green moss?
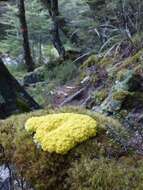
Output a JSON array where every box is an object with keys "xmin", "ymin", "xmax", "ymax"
[
  {"xmin": 91, "ymin": 74, "xmax": 99, "ymax": 83},
  {"xmin": 0, "ymin": 107, "xmax": 123, "ymax": 190},
  {"xmin": 81, "ymin": 55, "xmax": 113, "ymax": 70},
  {"xmin": 116, "ymin": 69, "xmax": 129, "ymax": 81},
  {"xmin": 121, "ymin": 49, "xmax": 143, "ymax": 69},
  {"xmin": 67, "ymin": 156, "xmax": 143, "ymax": 190},
  {"xmin": 134, "ymin": 64, "xmax": 143, "ymax": 75},
  {"xmin": 112, "ymin": 90, "xmax": 132, "ymax": 101},
  {"xmin": 3, "ymin": 107, "xmax": 143, "ymax": 190},
  {"xmin": 109, "ymin": 49, "xmax": 143, "ymax": 79},
  {"xmin": 132, "ymin": 32, "xmax": 143, "ymax": 49},
  {"xmin": 99, "ymin": 56, "xmax": 115, "ymax": 67},
  {"xmin": 92, "ymin": 89, "xmax": 108, "ymax": 104},
  {"xmin": 129, "ymin": 51, "xmax": 141, "ymax": 63},
  {"xmin": 81, "ymin": 55, "xmax": 100, "ymax": 69}
]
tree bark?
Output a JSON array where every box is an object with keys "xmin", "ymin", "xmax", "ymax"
[
  {"xmin": 50, "ymin": 0, "xmax": 66, "ymax": 57},
  {"xmin": 0, "ymin": 58, "xmax": 40, "ymax": 119},
  {"xmin": 41, "ymin": 0, "xmax": 66, "ymax": 57},
  {"xmin": 41, "ymin": 0, "xmax": 79, "ymax": 45},
  {"xmin": 51, "ymin": 19, "xmax": 66, "ymax": 57},
  {"xmin": 17, "ymin": 0, "xmax": 35, "ymax": 72}
]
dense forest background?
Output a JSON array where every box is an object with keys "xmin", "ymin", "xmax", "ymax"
[{"xmin": 1, "ymin": 0, "xmax": 143, "ymax": 189}]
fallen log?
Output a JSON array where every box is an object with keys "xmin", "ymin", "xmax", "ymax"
[
  {"xmin": 60, "ymin": 87, "xmax": 86, "ymax": 107},
  {"xmin": 0, "ymin": 58, "xmax": 40, "ymax": 119}
]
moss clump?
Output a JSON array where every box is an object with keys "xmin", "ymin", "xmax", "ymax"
[
  {"xmin": 25, "ymin": 113, "xmax": 97, "ymax": 154},
  {"xmin": 119, "ymin": 49, "xmax": 143, "ymax": 70},
  {"xmin": 99, "ymin": 56, "xmax": 115, "ymax": 67},
  {"xmin": 134, "ymin": 65, "xmax": 143, "ymax": 75},
  {"xmin": 125, "ymin": 50, "xmax": 143, "ymax": 65},
  {"xmin": 0, "ymin": 107, "xmax": 130, "ymax": 190},
  {"xmin": 67, "ymin": 156, "xmax": 143, "ymax": 190},
  {"xmin": 81, "ymin": 55, "xmax": 100, "ymax": 69},
  {"xmin": 116, "ymin": 69, "xmax": 129, "ymax": 81},
  {"xmin": 112, "ymin": 90, "xmax": 132, "ymax": 101},
  {"xmin": 81, "ymin": 55, "xmax": 113, "ymax": 70},
  {"xmin": 92, "ymin": 89, "xmax": 108, "ymax": 104},
  {"xmin": 109, "ymin": 50, "xmax": 143, "ymax": 79}
]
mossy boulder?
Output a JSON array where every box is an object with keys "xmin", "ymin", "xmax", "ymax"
[
  {"xmin": 93, "ymin": 70, "xmax": 143, "ymax": 113},
  {"xmin": 0, "ymin": 107, "xmax": 124, "ymax": 190}
]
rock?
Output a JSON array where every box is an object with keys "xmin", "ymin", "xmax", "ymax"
[
  {"xmin": 1, "ymin": 53, "xmax": 26, "ymax": 68},
  {"xmin": 93, "ymin": 70, "xmax": 143, "ymax": 114},
  {"xmin": 0, "ymin": 166, "xmax": 9, "ymax": 182},
  {"xmin": 2, "ymin": 55, "xmax": 19, "ymax": 66},
  {"xmin": 0, "ymin": 165, "xmax": 33, "ymax": 190}
]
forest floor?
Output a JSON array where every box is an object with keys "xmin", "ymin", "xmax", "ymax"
[{"xmin": 2, "ymin": 47, "xmax": 143, "ymax": 189}]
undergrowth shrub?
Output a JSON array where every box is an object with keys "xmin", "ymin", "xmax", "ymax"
[{"xmin": 44, "ymin": 61, "xmax": 78, "ymax": 85}]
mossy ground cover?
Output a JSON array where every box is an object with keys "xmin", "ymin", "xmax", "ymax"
[{"xmin": 0, "ymin": 107, "xmax": 143, "ymax": 190}]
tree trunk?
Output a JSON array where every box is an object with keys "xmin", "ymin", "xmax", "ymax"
[
  {"xmin": 41, "ymin": 0, "xmax": 66, "ymax": 57},
  {"xmin": 51, "ymin": 19, "xmax": 66, "ymax": 57},
  {"xmin": 0, "ymin": 58, "xmax": 40, "ymax": 119},
  {"xmin": 41, "ymin": 0, "xmax": 79, "ymax": 45},
  {"xmin": 52, "ymin": 0, "xmax": 79, "ymax": 45},
  {"xmin": 51, "ymin": 0, "xmax": 65, "ymax": 57},
  {"xmin": 17, "ymin": 0, "xmax": 35, "ymax": 72}
]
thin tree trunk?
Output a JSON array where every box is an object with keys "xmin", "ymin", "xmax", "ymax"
[
  {"xmin": 51, "ymin": 19, "xmax": 66, "ymax": 57},
  {"xmin": 38, "ymin": 35, "xmax": 42, "ymax": 64},
  {"xmin": 51, "ymin": 0, "xmax": 65, "ymax": 57},
  {"xmin": 0, "ymin": 58, "xmax": 40, "ymax": 119},
  {"xmin": 41, "ymin": 0, "xmax": 65, "ymax": 57},
  {"xmin": 42, "ymin": 0, "xmax": 79, "ymax": 45},
  {"xmin": 18, "ymin": 0, "xmax": 35, "ymax": 72}
]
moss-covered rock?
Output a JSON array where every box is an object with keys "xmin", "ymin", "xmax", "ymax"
[
  {"xmin": 0, "ymin": 107, "xmax": 124, "ymax": 190},
  {"xmin": 93, "ymin": 70, "xmax": 143, "ymax": 113}
]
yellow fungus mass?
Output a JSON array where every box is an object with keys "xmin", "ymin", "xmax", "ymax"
[{"xmin": 25, "ymin": 113, "xmax": 97, "ymax": 154}]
